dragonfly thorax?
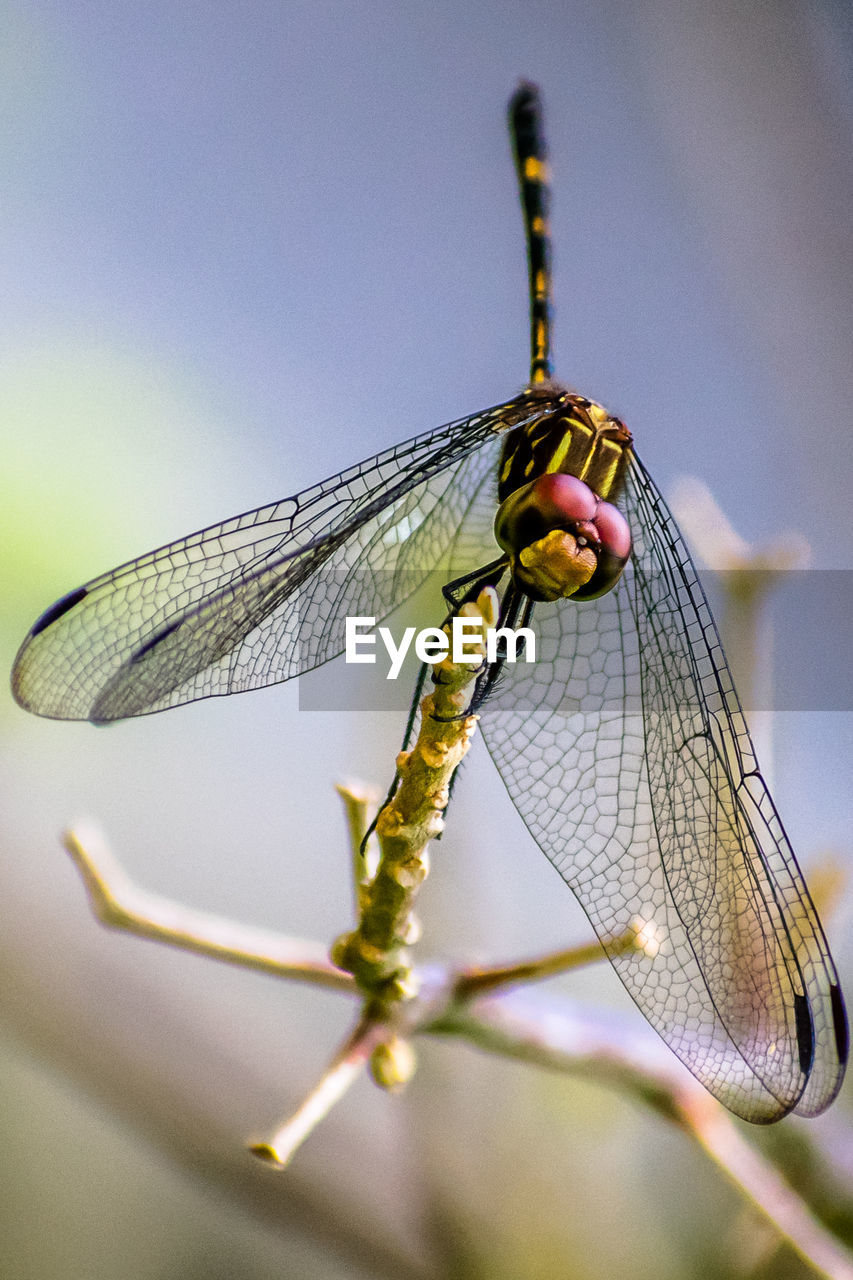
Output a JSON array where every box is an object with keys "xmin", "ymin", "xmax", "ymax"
[
  {"xmin": 496, "ymin": 395, "xmax": 632, "ymax": 504},
  {"xmin": 494, "ymin": 398, "xmax": 633, "ymax": 601}
]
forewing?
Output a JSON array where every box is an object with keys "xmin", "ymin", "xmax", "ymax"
[
  {"xmin": 12, "ymin": 399, "xmax": 521, "ymax": 722},
  {"xmin": 481, "ymin": 454, "xmax": 847, "ymax": 1121}
]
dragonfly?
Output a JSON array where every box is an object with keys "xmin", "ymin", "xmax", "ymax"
[{"xmin": 12, "ymin": 84, "xmax": 847, "ymax": 1125}]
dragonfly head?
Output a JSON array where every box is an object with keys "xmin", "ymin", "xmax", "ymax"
[{"xmin": 494, "ymin": 472, "xmax": 631, "ymax": 602}]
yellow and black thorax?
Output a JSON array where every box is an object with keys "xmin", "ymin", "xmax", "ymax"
[{"xmin": 497, "ymin": 393, "xmax": 633, "ymax": 504}]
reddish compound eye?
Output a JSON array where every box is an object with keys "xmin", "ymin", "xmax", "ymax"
[
  {"xmin": 495, "ymin": 473, "xmax": 632, "ymax": 600},
  {"xmin": 589, "ymin": 500, "xmax": 632, "ymax": 560},
  {"xmin": 494, "ymin": 473, "xmax": 596, "ymax": 553},
  {"xmin": 573, "ymin": 496, "xmax": 632, "ymax": 600}
]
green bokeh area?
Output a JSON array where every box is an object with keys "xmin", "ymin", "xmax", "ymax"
[{"xmin": 2, "ymin": 345, "xmax": 219, "ymax": 637}]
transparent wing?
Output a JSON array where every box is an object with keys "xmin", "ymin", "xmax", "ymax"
[
  {"xmin": 480, "ymin": 453, "xmax": 847, "ymax": 1122},
  {"xmin": 12, "ymin": 398, "xmax": 534, "ymax": 722}
]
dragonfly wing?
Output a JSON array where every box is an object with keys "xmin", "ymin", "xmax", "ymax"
[
  {"xmin": 480, "ymin": 455, "xmax": 847, "ymax": 1121},
  {"xmin": 626, "ymin": 455, "xmax": 847, "ymax": 1116},
  {"xmin": 12, "ymin": 399, "xmax": 525, "ymax": 722}
]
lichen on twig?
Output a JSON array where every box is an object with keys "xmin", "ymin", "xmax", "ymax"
[{"xmin": 331, "ymin": 587, "xmax": 499, "ymax": 1003}]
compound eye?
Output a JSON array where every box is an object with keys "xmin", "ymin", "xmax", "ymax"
[
  {"xmin": 571, "ymin": 499, "xmax": 631, "ymax": 600},
  {"xmin": 495, "ymin": 473, "xmax": 597, "ymax": 556}
]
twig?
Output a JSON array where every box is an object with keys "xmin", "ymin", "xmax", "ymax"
[
  {"xmin": 688, "ymin": 1104, "xmax": 853, "ymax": 1280},
  {"xmin": 335, "ymin": 781, "xmax": 381, "ymax": 912},
  {"xmin": 454, "ymin": 916, "xmax": 660, "ymax": 998},
  {"xmin": 252, "ymin": 588, "xmax": 502, "ymax": 1167},
  {"xmin": 53, "ymin": 632, "xmax": 853, "ymax": 1276},
  {"xmin": 58, "ymin": 805, "xmax": 853, "ymax": 1276},
  {"xmin": 431, "ymin": 992, "xmax": 853, "ymax": 1280},
  {"xmin": 250, "ymin": 1012, "xmax": 387, "ymax": 1167},
  {"xmin": 332, "ymin": 589, "xmax": 499, "ymax": 1000},
  {"xmin": 63, "ymin": 824, "xmax": 355, "ymax": 993}
]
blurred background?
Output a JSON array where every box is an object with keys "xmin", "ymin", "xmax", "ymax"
[{"xmin": 2, "ymin": 1, "xmax": 853, "ymax": 1276}]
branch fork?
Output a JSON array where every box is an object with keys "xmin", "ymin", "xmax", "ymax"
[{"xmin": 52, "ymin": 584, "xmax": 853, "ymax": 1277}]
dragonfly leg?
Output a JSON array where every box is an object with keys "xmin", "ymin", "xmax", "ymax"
[
  {"xmin": 467, "ymin": 588, "xmax": 533, "ymax": 713},
  {"xmin": 437, "ymin": 589, "xmax": 532, "ymax": 827},
  {"xmin": 359, "ymin": 660, "xmax": 432, "ymax": 859},
  {"xmin": 432, "ymin": 583, "xmax": 531, "ymax": 722},
  {"xmin": 433, "ymin": 556, "xmax": 509, "ymax": 701},
  {"xmin": 441, "ymin": 556, "xmax": 509, "ymax": 616},
  {"xmin": 470, "ymin": 591, "xmax": 533, "ymax": 711}
]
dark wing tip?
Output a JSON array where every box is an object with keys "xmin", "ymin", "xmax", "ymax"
[
  {"xmin": 831, "ymin": 983, "xmax": 849, "ymax": 1066},
  {"xmin": 794, "ymin": 992, "xmax": 816, "ymax": 1077},
  {"xmin": 29, "ymin": 585, "xmax": 88, "ymax": 637},
  {"xmin": 11, "ymin": 586, "xmax": 90, "ymax": 715}
]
